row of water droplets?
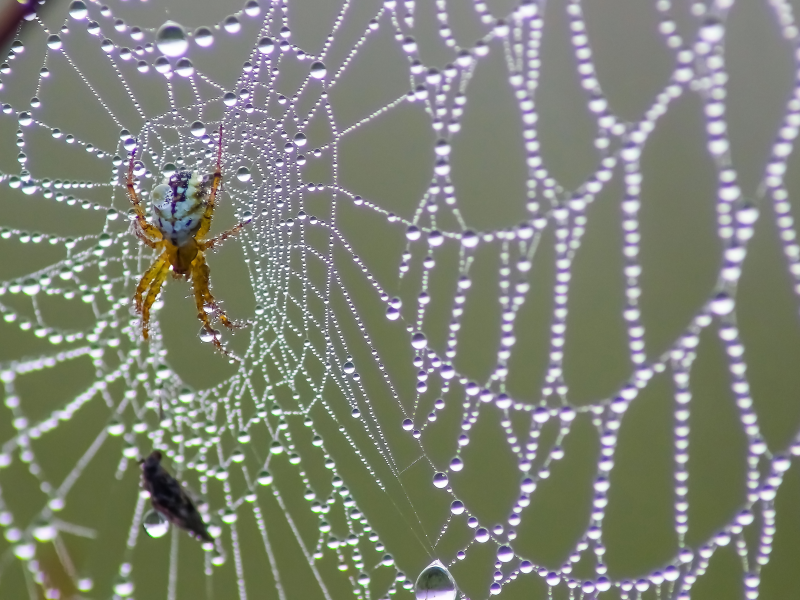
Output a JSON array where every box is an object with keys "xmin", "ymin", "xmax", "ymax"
[{"xmin": 0, "ymin": 0, "xmax": 461, "ymax": 598}]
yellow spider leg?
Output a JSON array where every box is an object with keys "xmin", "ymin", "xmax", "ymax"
[
  {"xmin": 195, "ymin": 124, "xmax": 224, "ymax": 241},
  {"xmin": 140, "ymin": 257, "xmax": 170, "ymax": 340},
  {"xmin": 199, "ymin": 219, "xmax": 249, "ymax": 252},
  {"xmin": 126, "ymin": 146, "xmax": 163, "ymax": 247},
  {"xmin": 190, "ymin": 252, "xmax": 240, "ymax": 358},
  {"xmin": 193, "ymin": 251, "xmax": 244, "ymax": 330},
  {"xmin": 135, "ymin": 252, "xmax": 167, "ymax": 315}
]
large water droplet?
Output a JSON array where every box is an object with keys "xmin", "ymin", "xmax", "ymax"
[
  {"xmin": 411, "ymin": 332, "xmax": 427, "ymax": 349},
  {"xmin": 113, "ymin": 577, "xmax": 134, "ymax": 597},
  {"xmin": 244, "ymin": 0, "xmax": 261, "ymax": 16},
  {"xmin": 143, "ymin": 509, "xmax": 169, "ymax": 538},
  {"xmin": 223, "ymin": 92, "xmax": 237, "ymax": 107},
  {"xmin": 46, "ymin": 35, "xmax": 62, "ymax": 50},
  {"xmin": 236, "ymin": 166, "xmax": 251, "ymax": 182},
  {"xmin": 710, "ymin": 292, "xmax": 734, "ymax": 315},
  {"xmin": 432, "ymin": 472, "xmax": 448, "ymax": 488},
  {"xmin": 33, "ymin": 520, "xmax": 57, "ymax": 541},
  {"xmin": 497, "ymin": 545, "xmax": 514, "ymax": 562},
  {"xmin": 258, "ymin": 37, "xmax": 275, "ymax": 54},
  {"xmin": 461, "ymin": 230, "xmax": 478, "ymax": 248},
  {"xmin": 415, "ymin": 561, "xmax": 456, "ymax": 600},
  {"xmin": 310, "ymin": 61, "xmax": 327, "ymax": 80},
  {"xmin": 69, "ymin": 0, "xmax": 88, "ymax": 19},
  {"xmin": 155, "ymin": 21, "xmax": 188, "ymax": 57},
  {"xmin": 199, "ymin": 327, "xmax": 220, "ymax": 343},
  {"xmin": 699, "ymin": 17, "xmax": 724, "ymax": 43},
  {"xmin": 175, "ymin": 58, "xmax": 194, "ymax": 77},
  {"xmin": 194, "ymin": 27, "xmax": 214, "ymax": 47},
  {"xmin": 190, "ymin": 121, "xmax": 206, "ymax": 137},
  {"xmin": 223, "ymin": 15, "xmax": 241, "ymax": 34}
]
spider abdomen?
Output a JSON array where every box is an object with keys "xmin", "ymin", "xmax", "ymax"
[{"xmin": 151, "ymin": 170, "xmax": 208, "ymax": 247}]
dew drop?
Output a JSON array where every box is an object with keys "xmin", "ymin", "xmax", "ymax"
[
  {"xmin": 154, "ymin": 56, "xmax": 171, "ymax": 74},
  {"xmin": 257, "ymin": 470, "xmax": 273, "ymax": 485},
  {"xmin": 113, "ymin": 577, "xmax": 134, "ymax": 597},
  {"xmin": 310, "ymin": 61, "xmax": 327, "ymax": 80},
  {"xmin": 411, "ymin": 332, "xmax": 427, "ymax": 349},
  {"xmin": 22, "ymin": 278, "xmax": 40, "ymax": 295},
  {"xmin": 258, "ymin": 37, "xmax": 275, "ymax": 54},
  {"xmin": 223, "ymin": 92, "xmax": 237, "ymax": 107},
  {"xmin": 432, "ymin": 472, "xmax": 448, "ymax": 488},
  {"xmin": 190, "ymin": 121, "xmax": 206, "ymax": 137},
  {"xmin": 14, "ymin": 543, "xmax": 35, "ymax": 560},
  {"xmin": 199, "ymin": 327, "xmax": 220, "ymax": 343},
  {"xmin": 175, "ymin": 58, "xmax": 194, "ymax": 77},
  {"xmin": 194, "ymin": 27, "xmax": 214, "ymax": 47},
  {"xmin": 236, "ymin": 166, "xmax": 251, "ymax": 182},
  {"xmin": 699, "ymin": 17, "xmax": 724, "ymax": 43},
  {"xmin": 156, "ymin": 21, "xmax": 188, "ymax": 57},
  {"xmin": 449, "ymin": 457, "xmax": 463, "ymax": 471},
  {"xmin": 415, "ymin": 560, "xmax": 457, "ymax": 600},
  {"xmin": 142, "ymin": 510, "xmax": 169, "ymax": 538},
  {"xmin": 386, "ymin": 306, "xmax": 400, "ymax": 320},
  {"xmin": 18, "ymin": 112, "xmax": 32, "ymax": 127},
  {"xmin": 244, "ymin": 0, "xmax": 261, "ymax": 16},
  {"xmin": 435, "ymin": 139, "xmax": 451, "ymax": 156},
  {"xmin": 461, "ymin": 230, "xmax": 478, "ymax": 248},
  {"xmin": 710, "ymin": 291, "xmax": 734, "ymax": 315},
  {"xmin": 21, "ymin": 180, "xmax": 38, "ymax": 195},
  {"xmin": 46, "ymin": 35, "xmax": 62, "ymax": 50},
  {"xmin": 223, "ymin": 15, "xmax": 241, "ymax": 34},
  {"xmin": 68, "ymin": 0, "xmax": 88, "ymax": 20},
  {"xmin": 33, "ymin": 520, "xmax": 57, "ymax": 541},
  {"xmin": 294, "ymin": 132, "xmax": 307, "ymax": 147},
  {"xmin": 497, "ymin": 545, "xmax": 514, "ymax": 562}
]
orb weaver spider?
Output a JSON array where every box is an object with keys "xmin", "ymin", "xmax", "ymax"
[{"xmin": 126, "ymin": 125, "xmax": 250, "ymax": 358}]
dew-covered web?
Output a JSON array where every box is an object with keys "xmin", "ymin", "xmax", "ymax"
[{"xmin": 1, "ymin": 0, "xmax": 800, "ymax": 598}]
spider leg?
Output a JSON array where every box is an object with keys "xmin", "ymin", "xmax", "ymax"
[
  {"xmin": 199, "ymin": 217, "xmax": 250, "ymax": 252},
  {"xmin": 140, "ymin": 257, "xmax": 170, "ymax": 340},
  {"xmin": 195, "ymin": 124, "xmax": 224, "ymax": 241},
  {"xmin": 126, "ymin": 144, "xmax": 163, "ymax": 247},
  {"xmin": 135, "ymin": 253, "xmax": 168, "ymax": 316},
  {"xmin": 190, "ymin": 251, "xmax": 242, "ymax": 359}
]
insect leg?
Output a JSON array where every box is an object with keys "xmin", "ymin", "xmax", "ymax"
[{"xmin": 140, "ymin": 257, "xmax": 169, "ymax": 340}]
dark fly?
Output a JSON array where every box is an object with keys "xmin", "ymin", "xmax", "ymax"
[{"xmin": 139, "ymin": 450, "xmax": 212, "ymax": 543}]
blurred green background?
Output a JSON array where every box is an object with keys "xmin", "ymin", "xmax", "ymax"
[{"xmin": 0, "ymin": 0, "xmax": 799, "ymax": 598}]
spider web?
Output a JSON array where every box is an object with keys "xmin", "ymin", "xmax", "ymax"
[{"xmin": 1, "ymin": 0, "xmax": 800, "ymax": 598}]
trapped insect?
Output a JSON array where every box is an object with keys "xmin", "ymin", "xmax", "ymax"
[
  {"xmin": 139, "ymin": 450, "xmax": 212, "ymax": 543},
  {"xmin": 126, "ymin": 124, "xmax": 251, "ymax": 358}
]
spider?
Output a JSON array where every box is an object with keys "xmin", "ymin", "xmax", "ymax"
[{"xmin": 126, "ymin": 125, "xmax": 249, "ymax": 358}]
